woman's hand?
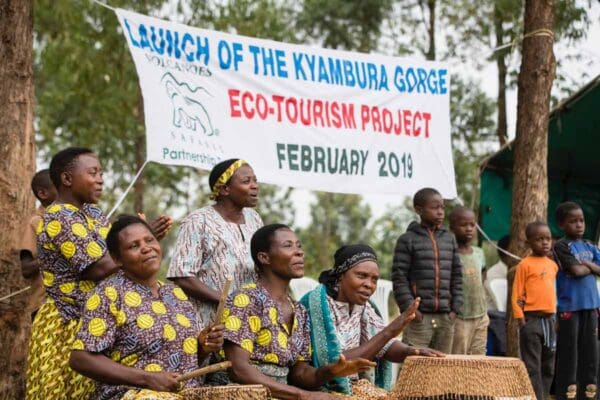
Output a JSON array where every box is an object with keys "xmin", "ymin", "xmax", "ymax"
[
  {"xmin": 389, "ymin": 297, "xmax": 421, "ymax": 335},
  {"xmin": 140, "ymin": 214, "xmax": 174, "ymax": 241},
  {"xmin": 144, "ymin": 371, "xmax": 180, "ymax": 392},
  {"xmin": 328, "ymin": 354, "xmax": 376, "ymax": 378},
  {"xmin": 410, "ymin": 347, "xmax": 444, "ymax": 358},
  {"xmin": 198, "ymin": 324, "xmax": 225, "ymax": 354}
]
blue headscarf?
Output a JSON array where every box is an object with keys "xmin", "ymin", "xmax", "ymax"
[{"xmin": 300, "ymin": 244, "xmax": 392, "ymax": 395}]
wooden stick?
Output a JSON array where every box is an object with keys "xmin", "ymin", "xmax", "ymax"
[
  {"xmin": 177, "ymin": 361, "xmax": 232, "ymax": 382},
  {"xmin": 214, "ymin": 276, "xmax": 232, "ymax": 324}
]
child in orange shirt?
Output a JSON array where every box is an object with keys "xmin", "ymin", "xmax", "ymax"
[{"xmin": 512, "ymin": 221, "xmax": 558, "ymax": 400}]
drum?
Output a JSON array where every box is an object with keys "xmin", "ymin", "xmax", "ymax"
[
  {"xmin": 351, "ymin": 379, "xmax": 391, "ymax": 400},
  {"xmin": 180, "ymin": 384, "xmax": 270, "ymax": 400},
  {"xmin": 391, "ymin": 355, "xmax": 535, "ymax": 400}
]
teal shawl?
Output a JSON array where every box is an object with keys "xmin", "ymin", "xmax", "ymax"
[{"xmin": 299, "ymin": 284, "xmax": 393, "ymax": 395}]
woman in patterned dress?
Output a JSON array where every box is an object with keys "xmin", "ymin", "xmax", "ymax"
[
  {"xmin": 26, "ymin": 147, "xmax": 172, "ymax": 400},
  {"xmin": 300, "ymin": 245, "xmax": 443, "ymax": 396},
  {"xmin": 26, "ymin": 147, "xmax": 118, "ymax": 399},
  {"xmin": 167, "ymin": 158, "xmax": 263, "ymax": 329},
  {"xmin": 223, "ymin": 224, "xmax": 376, "ymax": 400},
  {"xmin": 70, "ymin": 215, "xmax": 225, "ymax": 400}
]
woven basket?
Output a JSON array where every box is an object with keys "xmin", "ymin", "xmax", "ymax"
[
  {"xmin": 351, "ymin": 379, "xmax": 390, "ymax": 400},
  {"xmin": 180, "ymin": 384, "xmax": 270, "ymax": 400},
  {"xmin": 391, "ymin": 355, "xmax": 535, "ymax": 400}
]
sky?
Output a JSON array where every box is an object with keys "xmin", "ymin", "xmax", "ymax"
[{"xmin": 290, "ymin": 4, "xmax": 600, "ymax": 227}]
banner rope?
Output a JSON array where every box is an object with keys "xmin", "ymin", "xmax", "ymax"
[
  {"xmin": 427, "ymin": 139, "xmax": 522, "ymax": 262},
  {"xmin": 108, "ymin": 159, "xmax": 149, "ymax": 218},
  {"xmin": 90, "ymin": 0, "xmax": 116, "ymax": 12},
  {"xmin": 0, "ymin": 286, "xmax": 32, "ymax": 302},
  {"xmin": 492, "ymin": 28, "xmax": 554, "ymax": 55}
]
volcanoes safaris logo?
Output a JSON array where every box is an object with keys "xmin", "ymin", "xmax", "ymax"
[{"xmin": 161, "ymin": 72, "xmax": 219, "ymax": 137}]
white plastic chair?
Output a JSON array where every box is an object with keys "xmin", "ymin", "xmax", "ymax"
[
  {"xmin": 489, "ymin": 278, "xmax": 507, "ymax": 313},
  {"xmin": 289, "ymin": 276, "xmax": 319, "ymax": 301},
  {"xmin": 371, "ymin": 279, "xmax": 394, "ymax": 324},
  {"xmin": 370, "ymin": 279, "xmax": 400, "ymax": 383}
]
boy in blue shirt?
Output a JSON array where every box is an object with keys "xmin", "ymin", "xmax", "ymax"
[{"xmin": 553, "ymin": 201, "xmax": 600, "ymax": 400}]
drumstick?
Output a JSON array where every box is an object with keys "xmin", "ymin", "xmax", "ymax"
[
  {"xmin": 176, "ymin": 361, "xmax": 232, "ymax": 382},
  {"xmin": 214, "ymin": 276, "xmax": 232, "ymax": 324}
]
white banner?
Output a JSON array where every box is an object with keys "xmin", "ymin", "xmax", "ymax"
[{"xmin": 116, "ymin": 9, "xmax": 456, "ymax": 197}]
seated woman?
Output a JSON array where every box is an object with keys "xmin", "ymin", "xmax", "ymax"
[
  {"xmin": 223, "ymin": 224, "xmax": 376, "ymax": 400},
  {"xmin": 300, "ymin": 244, "xmax": 443, "ymax": 395},
  {"xmin": 70, "ymin": 215, "xmax": 224, "ymax": 400}
]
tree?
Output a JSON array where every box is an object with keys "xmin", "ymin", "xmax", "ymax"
[
  {"xmin": 370, "ymin": 200, "xmax": 414, "ymax": 279},
  {"xmin": 450, "ymin": 76, "xmax": 496, "ymax": 208},
  {"xmin": 506, "ymin": 0, "xmax": 556, "ymax": 357},
  {"xmin": 441, "ymin": 0, "xmax": 589, "ymax": 147},
  {"xmin": 256, "ymin": 185, "xmax": 296, "ymax": 226},
  {"xmin": 297, "ymin": 0, "xmax": 393, "ymax": 52},
  {"xmin": 34, "ymin": 0, "xmax": 188, "ymax": 215},
  {"xmin": 0, "ymin": 0, "xmax": 36, "ymax": 397},
  {"xmin": 192, "ymin": 0, "xmax": 298, "ymax": 43},
  {"xmin": 298, "ymin": 193, "xmax": 373, "ymax": 277},
  {"xmin": 294, "ymin": 0, "xmax": 394, "ymax": 275},
  {"xmin": 388, "ymin": 0, "xmax": 438, "ymax": 59}
]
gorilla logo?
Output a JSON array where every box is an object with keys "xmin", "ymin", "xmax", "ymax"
[{"xmin": 161, "ymin": 72, "xmax": 217, "ymax": 136}]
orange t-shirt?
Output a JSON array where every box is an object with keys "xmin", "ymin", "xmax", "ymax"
[{"xmin": 511, "ymin": 255, "xmax": 558, "ymax": 319}]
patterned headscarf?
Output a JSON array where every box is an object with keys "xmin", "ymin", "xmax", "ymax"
[
  {"xmin": 319, "ymin": 244, "xmax": 378, "ymax": 297},
  {"xmin": 209, "ymin": 158, "xmax": 248, "ymax": 200}
]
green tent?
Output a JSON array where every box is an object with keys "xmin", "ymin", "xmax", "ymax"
[{"xmin": 479, "ymin": 75, "xmax": 600, "ymax": 241}]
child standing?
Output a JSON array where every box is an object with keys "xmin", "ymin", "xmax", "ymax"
[
  {"xmin": 512, "ymin": 222, "xmax": 558, "ymax": 400},
  {"xmin": 553, "ymin": 202, "xmax": 600, "ymax": 400},
  {"xmin": 449, "ymin": 206, "xmax": 488, "ymax": 355},
  {"xmin": 392, "ymin": 188, "xmax": 463, "ymax": 353},
  {"xmin": 19, "ymin": 169, "xmax": 57, "ymax": 319}
]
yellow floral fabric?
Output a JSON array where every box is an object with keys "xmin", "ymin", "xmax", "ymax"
[
  {"xmin": 223, "ymin": 284, "xmax": 312, "ymax": 368},
  {"xmin": 36, "ymin": 202, "xmax": 110, "ymax": 321},
  {"xmin": 74, "ymin": 271, "xmax": 202, "ymax": 400},
  {"xmin": 26, "ymin": 300, "xmax": 95, "ymax": 400}
]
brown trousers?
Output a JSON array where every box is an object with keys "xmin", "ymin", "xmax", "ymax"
[
  {"xmin": 452, "ymin": 314, "xmax": 489, "ymax": 355},
  {"xmin": 402, "ymin": 312, "xmax": 456, "ymax": 353}
]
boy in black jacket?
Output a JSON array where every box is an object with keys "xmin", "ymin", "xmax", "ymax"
[{"xmin": 392, "ymin": 188, "xmax": 463, "ymax": 353}]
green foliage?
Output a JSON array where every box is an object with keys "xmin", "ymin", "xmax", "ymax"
[
  {"xmin": 297, "ymin": 193, "xmax": 373, "ymax": 277},
  {"xmin": 369, "ymin": 200, "xmax": 415, "ymax": 279},
  {"xmin": 297, "ymin": 0, "xmax": 393, "ymax": 51},
  {"xmin": 450, "ymin": 76, "xmax": 496, "ymax": 208},
  {"xmin": 187, "ymin": 0, "xmax": 298, "ymax": 42},
  {"xmin": 34, "ymin": 0, "xmax": 190, "ymax": 214},
  {"xmin": 388, "ymin": 0, "xmax": 440, "ymax": 58},
  {"xmin": 256, "ymin": 185, "xmax": 295, "ymax": 226},
  {"xmin": 441, "ymin": 0, "xmax": 522, "ymax": 66}
]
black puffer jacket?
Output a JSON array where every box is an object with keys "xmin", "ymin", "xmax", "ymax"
[{"xmin": 392, "ymin": 221, "xmax": 463, "ymax": 314}]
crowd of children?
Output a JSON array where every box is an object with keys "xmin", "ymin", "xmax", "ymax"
[
  {"xmin": 391, "ymin": 187, "xmax": 600, "ymax": 400},
  {"xmin": 17, "ymin": 151, "xmax": 600, "ymax": 400}
]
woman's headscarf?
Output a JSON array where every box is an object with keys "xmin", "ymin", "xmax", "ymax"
[
  {"xmin": 209, "ymin": 158, "xmax": 248, "ymax": 200},
  {"xmin": 301, "ymin": 244, "xmax": 391, "ymax": 394},
  {"xmin": 318, "ymin": 244, "xmax": 377, "ymax": 298}
]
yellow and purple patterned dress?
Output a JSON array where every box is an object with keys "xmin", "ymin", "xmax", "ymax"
[
  {"xmin": 26, "ymin": 203, "xmax": 110, "ymax": 400},
  {"xmin": 222, "ymin": 283, "xmax": 312, "ymax": 383},
  {"xmin": 74, "ymin": 270, "xmax": 202, "ymax": 400}
]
